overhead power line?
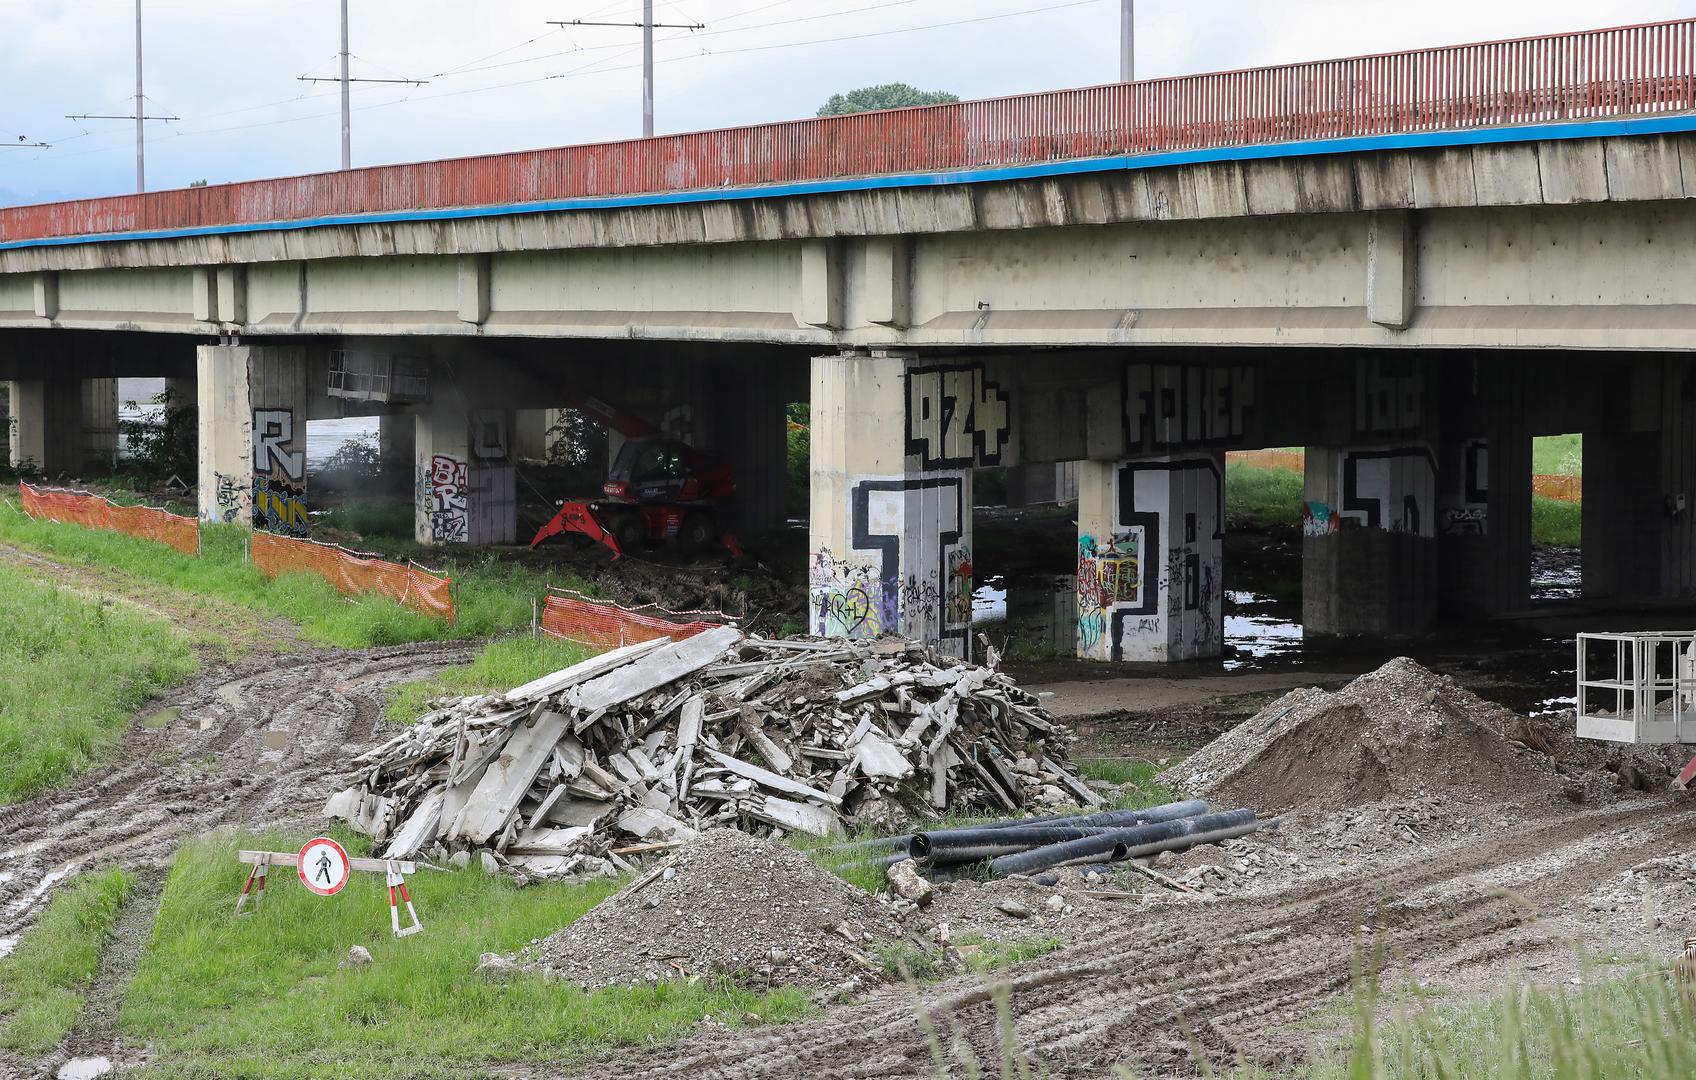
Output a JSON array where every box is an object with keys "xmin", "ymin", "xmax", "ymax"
[{"xmin": 549, "ymin": 4, "xmax": 707, "ymax": 137}]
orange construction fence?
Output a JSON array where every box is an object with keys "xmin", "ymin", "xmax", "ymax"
[
  {"xmin": 19, "ymin": 482, "xmax": 200, "ymax": 555},
  {"xmin": 540, "ymin": 588, "xmax": 734, "ymax": 650},
  {"xmin": 250, "ymin": 530, "xmax": 455, "ymax": 624},
  {"xmin": 1533, "ymin": 475, "xmax": 1583, "ymax": 503}
]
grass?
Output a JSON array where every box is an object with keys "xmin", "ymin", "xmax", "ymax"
[
  {"xmin": 1533, "ymin": 433, "xmax": 1583, "ymax": 477},
  {"xmin": 0, "ymin": 869, "xmax": 136, "ymax": 1054},
  {"xmin": 0, "ymin": 563, "xmax": 196, "ymax": 804},
  {"xmin": 0, "ymin": 509, "xmax": 566, "ymax": 649},
  {"xmin": 314, "ymin": 499, "xmax": 416, "ymax": 540},
  {"xmin": 1226, "ymin": 461, "xmax": 1305, "ymax": 532},
  {"xmin": 1532, "ymin": 494, "xmax": 1582, "ymax": 548},
  {"xmin": 1077, "ymin": 758, "xmax": 1178, "ymax": 811},
  {"xmin": 956, "ymin": 933, "xmax": 1063, "ymax": 974},
  {"xmin": 384, "ymin": 634, "xmax": 596, "ymax": 725},
  {"xmin": 119, "ymin": 831, "xmax": 809, "ymax": 1079}
]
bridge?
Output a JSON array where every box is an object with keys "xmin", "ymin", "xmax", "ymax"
[{"xmin": 3, "ymin": 18, "xmax": 1695, "ymax": 660}]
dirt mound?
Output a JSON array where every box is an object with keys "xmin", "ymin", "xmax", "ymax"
[
  {"xmin": 1163, "ymin": 657, "xmax": 1555, "ymax": 811},
  {"xmin": 528, "ymin": 829, "xmax": 932, "ymax": 992}
]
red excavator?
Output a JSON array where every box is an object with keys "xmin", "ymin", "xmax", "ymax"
[{"xmin": 529, "ymin": 391, "xmax": 743, "ymax": 559}]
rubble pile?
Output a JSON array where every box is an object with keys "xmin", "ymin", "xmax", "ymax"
[
  {"xmin": 526, "ymin": 829, "xmax": 937, "ymax": 991},
  {"xmin": 1164, "ymin": 657, "xmax": 1556, "ymax": 811},
  {"xmin": 325, "ymin": 628, "xmax": 1099, "ymax": 876}
]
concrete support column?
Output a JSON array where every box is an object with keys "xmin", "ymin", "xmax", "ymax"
[
  {"xmin": 512, "ymin": 408, "xmax": 554, "ymax": 463},
  {"xmin": 1584, "ymin": 356, "xmax": 1696, "ymax": 602},
  {"xmin": 414, "ymin": 401, "xmax": 516, "ymax": 545},
  {"xmin": 1076, "ymin": 453, "xmax": 1224, "ymax": 662},
  {"xmin": 7, "ymin": 377, "xmax": 118, "ymax": 475},
  {"xmin": 1005, "ymin": 462, "xmax": 1078, "ymax": 506},
  {"xmin": 1437, "ymin": 360, "xmax": 1533, "ymax": 618},
  {"xmin": 710, "ymin": 367, "xmax": 788, "ymax": 534},
  {"xmin": 196, "ymin": 345, "xmax": 310, "ymax": 533},
  {"xmin": 809, "ymin": 351, "xmax": 1010, "ymax": 658},
  {"xmin": 163, "ymin": 376, "xmax": 196, "ymax": 410},
  {"xmin": 1302, "ymin": 445, "xmax": 1438, "ymax": 635}
]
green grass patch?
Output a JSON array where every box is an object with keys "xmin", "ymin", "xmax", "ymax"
[
  {"xmin": 0, "ymin": 868, "xmax": 136, "ymax": 1054},
  {"xmin": 0, "ymin": 563, "xmax": 196, "ymax": 803},
  {"xmin": 314, "ymin": 499, "xmax": 416, "ymax": 541},
  {"xmin": 1078, "ymin": 758, "xmax": 1177, "ymax": 811},
  {"xmin": 1533, "ymin": 433, "xmax": 1583, "ymax": 477},
  {"xmin": 1226, "ymin": 462, "xmax": 1304, "ymax": 531},
  {"xmin": 0, "ymin": 509, "xmax": 566, "ymax": 649},
  {"xmin": 1533, "ymin": 494, "xmax": 1581, "ymax": 547},
  {"xmin": 120, "ymin": 832, "xmax": 808, "ymax": 1079},
  {"xmin": 956, "ymin": 933, "xmax": 1063, "ymax": 974},
  {"xmin": 1275, "ymin": 965, "xmax": 1696, "ymax": 1080},
  {"xmin": 384, "ymin": 635, "xmax": 596, "ymax": 725}
]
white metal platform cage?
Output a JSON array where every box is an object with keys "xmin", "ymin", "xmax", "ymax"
[{"xmin": 1575, "ymin": 632, "xmax": 1696, "ymax": 745}]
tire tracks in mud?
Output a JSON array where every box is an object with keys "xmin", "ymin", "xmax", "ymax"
[
  {"xmin": 0, "ymin": 641, "xmax": 477, "ymax": 979},
  {"xmin": 590, "ymin": 798, "xmax": 1694, "ymax": 1080}
]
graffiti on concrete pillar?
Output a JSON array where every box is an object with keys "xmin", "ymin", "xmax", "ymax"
[
  {"xmin": 213, "ymin": 472, "xmax": 245, "ymax": 524},
  {"xmin": 1079, "ymin": 457, "xmax": 1223, "ymax": 662},
  {"xmin": 1124, "ymin": 364, "xmax": 1256, "ymax": 454},
  {"xmin": 905, "ymin": 365, "xmax": 1009, "ymax": 469},
  {"xmin": 1337, "ymin": 446, "xmax": 1436, "ymax": 536},
  {"xmin": 1303, "ymin": 500, "xmax": 1339, "ymax": 536},
  {"xmin": 1076, "ymin": 530, "xmax": 1142, "ymax": 659},
  {"xmin": 1439, "ymin": 438, "xmax": 1489, "ymax": 536},
  {"xmin": 811, "ymin": 472, "xmax": 971, "ymax": 656},
  {"xmin": 250, "ymin": 408, "xmax": 307, "ymax": 536},
  {"xmin": 1355, "ymin": 357, "xmax": 1425, "ymax": 435},
  {"xmin": 422, "ymin": 453, "xmax": 469, "ymax": 543}
]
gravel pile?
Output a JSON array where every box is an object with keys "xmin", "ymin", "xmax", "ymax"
[
  {"xmin": 1163, "ymin": 658, "xmax": 1555, "ymax": 811},
  {"xmin": 528, "ymin": 829, "xmax": 933, "ymax": 992}
]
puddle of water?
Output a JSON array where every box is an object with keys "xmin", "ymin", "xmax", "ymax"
[
  {"xmin": 260, "ymin": 731, "xmax": 290, "ymax": 751},
  {"xmin": 0, "ymin": 839, "xmax": 51, "ymax": 861},
  {"xmin": 3, "ymin": 862, "xmax": 78, "ymax": 918},
  {"xmin": 140, "ymin": 707, "xmax": 180, "ymax": 730},
  {"xmin": 1532, "ymin": 694, "xmax": 1578, "ymax": 718},
  {"xmin": 0, "ymin": 936, "xmax": 17, "ymax": 959},
  {"xmin": 56, "ymin": 1057, "xmax": 114, "ymax": 1080},
  {"xmin": 1223, "ymin": 592, "xmax": 1304, "ymax": 671},
  {"xmin": 972, "ymin": 576, "xmax": 1008, "ymax": 623}
]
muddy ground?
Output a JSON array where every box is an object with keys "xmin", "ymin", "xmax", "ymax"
[{"xmin": 2, "ymin": 513, "xmax": 1694, "ymax": 1078}]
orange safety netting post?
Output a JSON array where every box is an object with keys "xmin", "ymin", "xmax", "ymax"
[
  {"xmin": 539, "ymin": 588, "xmax": 735, "ymax": 650},
  {"xmin": 250, "ymin": 530, "xmax": 455, "ymax": 624},
  {"xmin": 19, "ymin": 482, "xmax": 200, "ymax": 555}
]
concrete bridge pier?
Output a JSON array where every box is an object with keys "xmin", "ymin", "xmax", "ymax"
[
  {"xmin": 6, "ymin": 376, "xmax": 118, "ymax": 475},
  {"xmin": 196, "ymin": 344, "xmax": 309, "ymax": 533},
  {"xmin": 1584, "ymin": 355, "xmax": 1696, "ymax": 602},
  {"xmin": 413, "ymin": 397, "xmax": 516, "ymax": 546},
  {"xmin": 1436, "ymin": 361, "xmax": 1533, "ymax": 618},
  {"xmin": 809, "ymin": 350, "xmax": 1009, "ymax": 659},
  {"xmin": 1076, "ymin": 453, "xmax": 1224, "ymax": 662},
  {"xmin": 1302, "ymin": 444, "xmax": 1439, "ymax": 636}
]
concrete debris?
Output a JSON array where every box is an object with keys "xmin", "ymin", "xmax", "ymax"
[
  {"xmin": 326, "ymin": 630, "xmax": 1096, "ymax": 876},
  {"xmin": 885, "ymin": 858, "xmax": 933, "ymax": 906},
  {"xmin": 523, "ymin": 829, "xmax": 944, "ymax": 992}
]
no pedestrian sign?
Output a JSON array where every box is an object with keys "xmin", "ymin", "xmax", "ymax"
[{"xmin": 298, "ymin": 837, "xmax": 350, "ymax": 897}]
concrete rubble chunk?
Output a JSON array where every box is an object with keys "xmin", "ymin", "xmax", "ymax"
[
  {"xmin": 328, "ymin": 631, "xmax": 1099, "ymax": 875},
  {"xmin": 885, "ymin": 858, "xmax": 934, "ymax": 906}
]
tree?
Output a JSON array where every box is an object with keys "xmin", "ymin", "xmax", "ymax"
[{"xmin": 817, "ymin": 83, "xmax": 958, "ymax": 117}]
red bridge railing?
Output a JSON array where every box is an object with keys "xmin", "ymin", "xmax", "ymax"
[{"xmin": 3, "ymin": 19, "xmax": 1693, "ymax": 244}]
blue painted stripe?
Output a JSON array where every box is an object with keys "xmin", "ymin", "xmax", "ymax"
[{"xmin": 5, "ymin": 112, "xmax": 1695, "ymax": 252}]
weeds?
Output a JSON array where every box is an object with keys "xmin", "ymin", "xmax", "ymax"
[
  {"xmin": 956, "ymin": 934, "xmax": 1063, "ymax": 974},
  {"xmin": 119, "ymin": 831, "xmax": 808, "ymax": 1078},
  {"xmin": 383, "ymin": 635, "xmax": 594, "ymax": 724},
  {"xmin": 0, "ymin": 564, "xmax": 196, "ymax": 803},
  {"xmin": 0, "ymin": 869, "xmax": 136, "ymax": 1054},
  {"xmin": 1078, "ymin": 758, "xmax": 1177, "ymax": 811}
]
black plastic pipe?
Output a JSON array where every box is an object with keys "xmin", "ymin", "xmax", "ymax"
[
  {"xmin": 988, "ymin": 809, "xmax": 1258, "ymax": 877},
  {"xmin": 1108, "ymin": 817, "xmax": 1279, "ymax": 863},
  {"xmin": 823, "ymin": 798, "xmax": 1210, "ymax": 859},
  {"xmin": 910, "ymin": 825, "xmax": 1129, "ymax": 863}
]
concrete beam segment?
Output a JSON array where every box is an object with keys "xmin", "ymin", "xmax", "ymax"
[
  {"xmin": 192, "ymin": 267, "xmax": 217, "ymax": 323},
  {"xmin": 1366, "ymin": 211, "xmax": 1417, "ymax": 331},
  {"xmin": 414, "ymin": 399, "xmax": 516, "ymax": 546},
  {"xmin": 196, "ymin": 345, "xmax": 310, "ymax": 534},
  {"xmin": 1076, "ymin": 452, "xmax": 1224, "ymax": 663},
  {"xmin": 800, "ymin": 240, "xmax": 844, "ymax": 330},
  {"xmin": 862, "ymin": 236, "xmax": 911, "ymax": 329},
  {"xmin": 457, "ymin": 254, "xmax": 491, "ymax": 325},
  {"xmin": 217, "ymin": 266, "xmax": 247, "ymax": 326},
  {"xmin": 31, "ymin": 272, "xmax": 57, "ymax": 319},
  {"xmin": 809, "ymin": 350, "xmax": 1011, "ymax": 657}
]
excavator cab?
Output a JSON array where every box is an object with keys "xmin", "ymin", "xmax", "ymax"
[{"xmin": 606, "ymin": 438, "xmax": 695, "ymax": 503}]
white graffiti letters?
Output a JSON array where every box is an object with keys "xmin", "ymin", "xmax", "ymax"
[{"xmin": 905, "ymin": 365, "xmax": 1009, "ymax": 469}]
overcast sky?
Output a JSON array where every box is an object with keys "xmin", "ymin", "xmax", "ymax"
[{"xmin": 1, "ymin": 0, "xmax": 1690, "ymax": 207}]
